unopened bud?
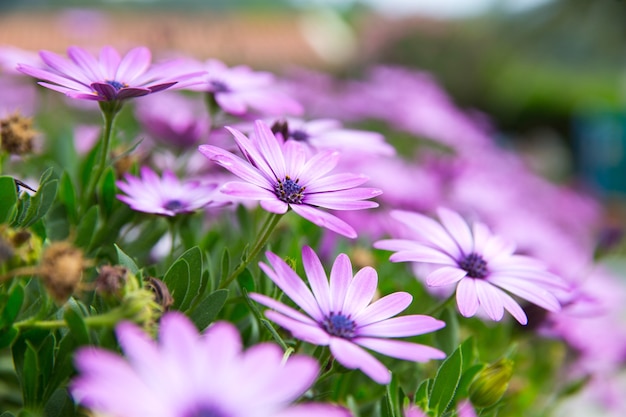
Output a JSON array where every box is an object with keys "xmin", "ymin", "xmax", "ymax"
[
  {"xmin": 468, "ymin": 359, "xmax": 513, "ymax": 408},
  {"xmin": 1, "ymin": 112, "xmax": 36, "ymax": 155},
  {"xmin": 40, "ymin": 242, "xmax": 87, "ymax": 304},
  {"xmin": 144, "ymin": 276, "xmax": 174, "ymax": 311},
  {"xmin": 95, "ymin": 265, "xmax": 128, "ymax": 296}
]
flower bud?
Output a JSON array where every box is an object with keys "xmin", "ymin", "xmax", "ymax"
[
  {"xmin": 95, "ymin": 265, "xmax": 128, "ymax": 296},
  {"xmin": 468, "ymin": 359, "xmax": 513, "ymax": 408},
  {"xmin": 40, "ymin": 241, "xmax": 87, "ymax": 304},
  {"xmin": 144, "ymin": 276, "xmax": 174, "ymax": 311},
  {"xmin": 0, "ymin": 112, "xmax": 36, "ymax": 155}
]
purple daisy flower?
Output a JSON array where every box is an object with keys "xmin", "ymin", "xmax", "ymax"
[
  {"xmin": 116, "ymin": 166, "xmax": 218, "ymax": 216},
  {"xmin": 16, "ymin": 45, "xmax": 202, "ymax": 101},
  {"xmin": 198, "ymin": 120, "xmax": 382, "ymax": 238},
  {"xmin": 375, "ymin": 208, "xmax": 570, "ymax": 325},
  {"xmin": 250, "ymin": 246, "xmax": 446, "ymax": 384},
  {"xmin": 71, "ymin": 312, "xmax": 349, "ymax": 417}
]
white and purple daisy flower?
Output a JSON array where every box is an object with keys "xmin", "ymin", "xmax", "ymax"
[
  {"xmin": 250, "ymin": 246, "xmax": 446, "ymax": 384},
  {"xmin": 375, "ymin": 208, "xmax": 569, "ymax": 325},
  {"xmin": 16, "ymin": 45, "xmax": 202, "ymax": 101},
  {"xmin": 182, "ymin": 58, "xmax": 303, "ymax": 116},
  {"xmin": 116, "ymin": 166, "xmax": 218, "ymax": 216},
  {"xmin": 198, "ymin": 120, "xmax": 382, "ymax": 238},
  {"xmin": 71, "ymin": 312, "xmax": 349, "ymax": 417}
]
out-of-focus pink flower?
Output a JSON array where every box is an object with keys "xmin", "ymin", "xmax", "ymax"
[{"xmin": 251, "ymin": 246, "xmax": 446, "ymax": 384}]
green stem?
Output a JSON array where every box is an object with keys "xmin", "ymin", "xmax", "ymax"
[
  {"xmin": 425, "ymin": 291, "xmax": 457, "ymax": 317},
  {"xmin": 14, "ymin": 308, "xmax": 125, "ymax": 331},
  {"xmin": 220, "ymin": 212, "xmax": 282, "ymax": 289},
  {"xmin": 82, "ymin": 101, "xmax": 122, "ymax": 211}
]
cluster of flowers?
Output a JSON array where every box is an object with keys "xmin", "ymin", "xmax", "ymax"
[{"xmin": 0, "ymin": 43, "xmax": 625, "ymax": 417}]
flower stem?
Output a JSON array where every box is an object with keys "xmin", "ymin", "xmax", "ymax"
[
  {"xmin": 14, "ymin": 308, "xmax": 126, "ymax": 331},
  {"xmin": 220, "ymin": 212, "xmax": 282, "ymax": 289},
  {"xmin": 426, "ymin": 291, "xmax": 457, "ymax": 317},
  {"xmin": 82, "ymin": 101, "xmax": 122, "ymax": 211}
]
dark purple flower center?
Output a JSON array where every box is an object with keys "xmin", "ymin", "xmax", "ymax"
[
  {"xmin": 322, "ymin": 312, "xmax": 356, "ymax": 338},
  {"xmin": 289, "ymin": 129, "xmax": 309, "ymax": 142},
  {"xmin": 274, "ymin": 176, "xmax": 304, "ymax": 204},
  {"xmin": 209, "ymin": 80, "xmax": 230, "ymax": 93},
  {"xmin": 106, "ymin": 80, "xmax": 127, "ymax": 91},
  {"xmin": 458, "ymin": 252, "xmax": 488, "ymax": 278},
  {"xmin": 183, "ymin": 404, "xmax": 229, "ymax": 417},
  {"xmin": 164, "ymin": 199, "xmax": 185, "ymax": 212}
]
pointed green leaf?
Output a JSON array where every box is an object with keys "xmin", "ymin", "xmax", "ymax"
[
  {"xmin": 178, "ymin": 247, "xmax": 203, "ymax": 311},
  {"xmin": 63, "ymin": 307, "xmax": 90, "ymax": 345},
  {"xmin": 115, "ymin": 244, "xmax": 139, "ymax": 275},
  {"xmin": 0, "ymin": 176, "xmax": 18, "ymax": 223},
  {"xmin": 429, "ymin": 342, "xmax": 463, "ymax": 416},
  {"xmin": 189, "ymin": 289, "xmax": 228, "ymax": 331},
  {"xmin": 20, "ymin": 169, "xmax": 59, "ymax": 227},
  {"xmin": 74, "ymin": 205, "xmax": 99, "ymax": 250},
  {"xmin": 0, "ymin": 326, "xmax": 18, "ymax": 349},
  {"xmin": 1, "ymin": 285, "xmax": 24, "ymax": 328},
  {"xmin": 44, "ymin": 387, "xmax": 77, "ymax": 417},
  {"xmin": 100, "ymin": 167, "xmax": 116, "ymax": 217},
  {"xmin": 163, "ymin": 258, "xmax": 191, "ymax": 310},
  {"xmin": 414, "ymin": 378, "xmax": 432, "ymax": 412},
  {"xmin": 435, "ymin": 306, "xmax": 459, "ymax": 355},
  {"xmin": 23, "ymin": 341, "xmax": 39, "ymax": 408},
  {"xmin": 59, "ymin": 172, "xmax": 77, "ymax": 224}
]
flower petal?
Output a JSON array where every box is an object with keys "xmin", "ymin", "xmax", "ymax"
[
  {"xmin": 329, "ymin": 337, "xmax": 391, "ymax": 384},
  {"xmin": 353, "ymin": 292, "xmax": 412, "ymax": 326},
  {"xmin": 355, "ymin": 337, "xmax": 446, "ymax": 362},
  {"xmin": 357, "ymin": 315, "xmax": 445, "ymax": 338}
]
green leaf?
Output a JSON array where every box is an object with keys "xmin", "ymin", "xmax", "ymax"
[
  {"xmin": 0, "ymin": 176, "xmax": 18, "ymax": 223},
  {"xmin": 0, "ymin": 412, "xmax": 17, "ymax": 417},
  {"xmin": 177, "ymin": 247, "xmax": 203, "ymax": 312},
  {"xmin": 59, "ymin": 172, "xmax": 77, "ymax": 224},
  {"xmin": 1, "ymin": 285, "xmax": 24, "ymax": 329},
  {"xmin": 10, "ymin": 191, "xmax": 30, "ymax": 226},
  {"xmin": 429, "ymin": 341, "xmax": 463, "ymax": 416},
  {"xmin": 237, "ymin": 267, "xmax": 255, "ymax": 293},
  {"xmin": 435, "ymin": 306, "xmax": 459, "ymax": 355},
  {"xmin": 189, "ymin": 289, "xmax": 228, "ymax": 331},
  {"xmin": 23, "ymin": 341, "xmax": 39, "ymax": 408},
  {"xmin": 44, "ymin": 388, "xmax": 76, "ymax": 417},
  {"xmin": 414, "ymin": 378, "xmax": 432, "ymax": 412},
  {"xmin": 63, "ymin": 307, "xmax": 90, "ymax": 345},
  {"xmin": 19, "ymin": 169, "xmax": 59, "ymax": 228},
  {"xmin": 74, "ymin": 205, "xmax": 99, "ymax": 250},
  {"xmin": 219, "ymin": 248, "xmax": 230, "ymax": 289},
  {"xmin": 0, "ymin": 326, "xmax": 18, "ymax": 349},
  {"xmin": 163, "ymin": 258, "xmax": 191, "ymax": 310},
  {"xmin": 38, "ymin": 334, "xmax": 56, "ymax": 402},
  {"xmin": 115, "ymin": 244, "xmax": 139, "ymax": 275},
  {"xmin": 100, "ymin": 167, "xmax": 116, "ymax": 217}
]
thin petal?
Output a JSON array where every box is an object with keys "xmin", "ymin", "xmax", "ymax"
[
  {"xmin": 426, "ymin": 266, "xmax": 467, "ymax": 287},
  {"xmin": 290, "ymin": 205, "xmax": 357, "ymax": 238},
  {"xmin": 437, "ymin": 207, "xmax": 474, "ymax": 254},
  {"xmin": 353, "ymin": 292, "xmax": 412, "ymax": 325},
  {"xmin": 355, "ymin": 337, "xmax": 446, "ymax": 362},
  {"xmin": 329, "ymin": 253, "xmax": 353, "ymax": 313},
  {"xmin": 116, "ymin": 47, "xmax": 151, "ymax": 82},
  {"xmin": 265, "ymin": 310, "xmax": 330, "ymax": 345},
  {"xmin": 329, "ymin": 337, "xmax": 391, "ymax": 384},
  {"xmin": 456, "ymin": 278, "xmax": 479, "ymax": 317},
  {"xmin": 342, "ymin": 266, "xmax": 378, "ymax": 317},
  {"xmin": 302, "ymin": 246, "xmax": 331, "ymax": 316},
  {"xmin": 474, "ymin": 280, "xmax": 505, "ymax": 321},
  {"xmin": 357, "ymin": 315, "xmax": 445, "ymax": 338},
  {"xmin": 249, "ymin": 293, "xmax": 318, "ymax": 325}
]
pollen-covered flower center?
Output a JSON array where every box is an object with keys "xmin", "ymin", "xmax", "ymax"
[
  {"xmin": 106, "ymin": 80, "xmax": 127, "ymax": 91},
  {"xmin": 209, "ymin": 80, "xmax": 230, "ymax": 93},
  {"xmin": 164, "ymin": 199, "xmax": 184, "ymax": 211},
  {"xmin": 459, "ymin": 252, "xmax": 488, "ymax": 278},
  {"xmin": 322, "ymin": 313, "xmax": 356, "ymax": 338},
  {"xmin": 274, "ymin": 176, "xmax": 304, "ymax": 204},
  {"xmin": 290, "ymin": 129, "xmax": 310, "ymax": 142}
]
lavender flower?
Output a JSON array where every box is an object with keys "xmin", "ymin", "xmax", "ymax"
[
  {"xmin": 198, "ymin": 120, "xmax": 382, "ymax": 238},
  {"xmin": 116, "ymin": 166, "xmax": 218, "ymax": 216},
  {"xmin": 182, "ymin": 58, "xmax": 303, "ymax": 116},
  {"xmin": 375, "ymin": 208, "xmax": 569, "ymax": 325},
  {"xmin": 71, "ymin": 312, "xmax": 349, "ymax": 417},
  {"xmin": 17, "ymin": 45, "xmax": 201, "ymax": 101},
  {"xmin": 250, "ymin": 246, "xmax": 446, "ymax": 384}
]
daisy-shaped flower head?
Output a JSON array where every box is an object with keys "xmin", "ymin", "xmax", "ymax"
[
  {"xmin": 183, "ymin": 58, "xmax": 303, "ymax": 116},
  {"xmin": 198, "ymin": 120, "xmax": 382, "ymax": 238},
  {"xmin": 374, "ymin": 208, "xmax": 570, "ymax": 325},
  {"xmin": 16, "ymin": 45, "xmax": 202, "ymax": 102},
  {"xmin": 116, "ymin": 166, "xmax": 218, "ymax": 216},
  {"xmin": 71, "ymin": 312, "xmax": 349, "ymax": 417},
  {"xmin": 250, "ymin": 246, "xmax": 446, "ymax": 384}
]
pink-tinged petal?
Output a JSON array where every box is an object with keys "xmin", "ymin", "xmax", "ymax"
[
  {"xmin": 202, "ymin": 321, "xmax": 242, "ymax": 367},
  {"xmin": 306, "ymin": 186, "xmax": 382, "ymax": 202},
  {"xmin": 282, "ymin": 140, "xmax": 307, "ymax": 177},
  {"xmin": 357, "ymin": 315, "xmax": 445, "ymax": 338},
  {"xmin": 480, "ymin": 234, "xmax": 516, "ymax": 262},
  {"xmin": 250, "ymin": 293, "xmax": 319, "ymax": 326},
  {"xmin": 99, "ymin": 46, "xmax": 121, "ymax": 79},
  {"xmin": 329, "ymin": 337, "xmax": 391, "ymax": 384},
  {"xmin": 18, "ymin": 64, "xmax": 89, "ymax": 91},
  {"xmin": 36, "ymin": 82, "xmax": 97, "ymax": 99},
  {"xmin": 265, "ymin": 310, "xmax": 330, "ymax": 345},
  {"xmin": 328, "ymin": 253, "xmax": 353, "ymax": 313},
  {"xmin": 297, "ymin": 150, "xmax": 340, "ymax": 184},
  {"xmin": 487, "ymin": 277, "xmax": 561, "ymax": 312},
  {"xmin": 216, "ymin": 93, "xmax": 247, "ymax": 114},
  {"xmin": 302, "ymin": 246, "xmax": 331, "ymax": 316},
  {"xmin": 426, "ymin": 266, "xmax": 467, "ymax": 287},
  {"xmin": 277, "ymin": 404, "xmax": 352, "ymax": 417},
  {"xmin": 38, "ymin": 50, "xmax": 90, "ymax": 84},
  {"xmin": 304, "ymin": 173, "xmax": 370, "ymax": 193},
  {"xmin": 304, "ymin": 197, "xmax": 379, "ymax": 211},
  {"xmin": 354, "ymin": 292, "xmax": 413, "ymax": 325},
  {"xmin": 390, "ymin": 210, "xmax": 462, "ymax": 258},
  {"xmin": 67, "ymin": 46, "xmax": 104, "ymax": 81},
  {"xmin": 456, "ymin": 278, "xmax": 479, "ymax": 317},
  {"xmin": 497, "ymin": 290, "xmax": 528, "ymax": 325},
  {"xmin": 116, "ymin": 87, "xmax": 151, "ymax": 100},
  {"xmin": 91, "ymin": 82, "xmax": 117, "ymax": 100},
  {"xmin": 159, "ymin": 311, "xmax": 205, "ymax": 365},
  {"xmin": 471, "ymin": 222, "xmax": 491, "ymax": 253},
  {"xmin": 355, "ymin": 337, "xmax": 446, "ymax": 362},
  {"xmin": 116, "ymin": 47, "xmax": 151, "ymax": 82},
  {"xmin": 374, "ymin": 238, "xmax": 423, "ymax": 252},
  {"xmin": 437, "ymin": 207, "xmax": 474, "ymax": 254},
  {"xmin": 198, "ymin": 145, "xmax": 270, "ymax": 188},
  {"xmin": 489, "ymin": 268, "xmax": 570, "ymax": 290},
  {"xmin": 260, "ymin": 198, "xmax": 290, "ymax": 214},
  {"xmin": 474, "ymin": 280, "xmax": 505, "ymax": 321},
  {"xmin": 146, "ymin": 81, "xmax": 178, "ymax": 93},
  {"xmin": 342, "ymin": 266, "xmax": 378, "ymax": 317},
  {"xmin": 262, "ymin": 251, "xmax": 324, "ymax": 321},
  {"xmin": 389, "ymin": 247, "xmax": 456, "ymax": 265},
  {"xmin": 254, "ymin": 120, "xmax": 287, "ymax": 179},
  {"xmin": 290, "ymin": 205, "xmax": 357, "ymax": 238},
  {"xmin": 225, "ymin": 126, "xmax": 278, "ymax": 179},
  {"xmin": 220, "ymin": 181, "xmax": 275, "ymax": 200}
]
